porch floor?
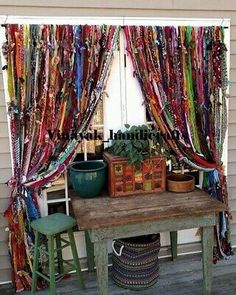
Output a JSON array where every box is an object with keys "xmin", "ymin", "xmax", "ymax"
[{"xmin": 22, "ymin": 253, "xmax": 236, "ymax": 295}]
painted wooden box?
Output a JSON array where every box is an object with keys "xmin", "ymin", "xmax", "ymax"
[{"xmin": 103, "ymin": 152, "xmax": 166, "ymax": 197}]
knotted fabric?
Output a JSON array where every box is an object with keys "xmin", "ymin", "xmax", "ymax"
[
  {"xmin": 3, "ymin": 24, "xmax": 120, "ymax": 292},
  {"xmin": 124, "ymin": 25, "xmax": 232, "ymax": 259}
]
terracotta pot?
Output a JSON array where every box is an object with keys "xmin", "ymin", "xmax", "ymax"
[{"xmin": 166, "ymin": 173, "xmax": 195, "ymax": 193}]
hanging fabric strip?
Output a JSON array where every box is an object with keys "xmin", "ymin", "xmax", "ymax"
[
  {"xmin": 3, "ymin": 23, "xmax": 120, "ymax": 292},
  {"xmin": 124, "ymin": 24, "xmax": 232, "ymax": 259}
]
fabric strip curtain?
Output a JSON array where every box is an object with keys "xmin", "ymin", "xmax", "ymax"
[
  {"xmin": 2, "ymin": 24, "xmax": 120, "ymax": 292},
  {"xmin": 124, "ymin": 25, "xmax": 232, "ymax": 259}
]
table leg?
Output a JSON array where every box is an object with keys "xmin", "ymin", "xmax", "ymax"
[
  {"xmin": 170, "ymin": 231, "xmax": 178, "ymax": 261},
  {"xmin": 85, "ymin": 230, "xmax": 95, "ymax": 272},
  {"xmin": 94, "ymin": 240, "xmax": 108, "ymax": 295},
  {"xmin": 201, "ymin": 226, "xmax": 213, "ymax": 295}
]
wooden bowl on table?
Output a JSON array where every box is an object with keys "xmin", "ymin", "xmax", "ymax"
[{"xmin": 166, "ymin": 173, "xmax": 195, "ymax": 193}]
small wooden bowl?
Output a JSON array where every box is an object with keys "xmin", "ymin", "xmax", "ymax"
[{"xmin": 166, "ymin": 173, "xmax": 195, "ymax": 193}]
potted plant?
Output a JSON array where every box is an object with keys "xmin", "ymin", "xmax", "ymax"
[{"xmin": 104, "ymin": 124, "xmax": 166, "ymax": 197}]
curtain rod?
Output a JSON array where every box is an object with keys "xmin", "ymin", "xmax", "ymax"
[
  {"xmin": 0, "ymin": 24, "xmax": 229, "ymax": 27},
  {"xmin": 0, "ymin": 15, "xmax": 230, "ymax": 27},
  {"xmin": 0, "ymin": 24, "xmax": 230, "ymax": 29}
]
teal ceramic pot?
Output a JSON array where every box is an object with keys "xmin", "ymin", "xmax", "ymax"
[{"xmin": 69, "ymin": 161, "xmax": 107, "ymax": 198}]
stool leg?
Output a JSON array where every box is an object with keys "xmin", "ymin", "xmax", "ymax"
[
  {"xmin": 48, "ymin": 235, "xmax": 56, "ymax": 295},
  {"xmin": 56, "ymin": 234, "xmax": 64, "ymax": 274},
  {"xmin": 67, "ymin": 229, "xmax": 85, "ymax": 289},
  {"xmin": 32, "ymin": 231, "xmax": 40, "ymax": 293}
]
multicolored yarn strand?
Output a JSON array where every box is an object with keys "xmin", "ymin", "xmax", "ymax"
[
  {"xmin": 3, "ymin": 24, "xmax": 119, "ymax": 292},
  {"xmin": 124, "ymin": 25, "xmax": 232, "ymax": 259}
]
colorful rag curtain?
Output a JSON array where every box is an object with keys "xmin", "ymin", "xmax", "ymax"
[
  {"xmin": 2, "ymin": 24, "xmax": 119, "ymax": 292},
  {"xmin": 124, "ymin": 25, "xmax": 232, "ymax": 259}
]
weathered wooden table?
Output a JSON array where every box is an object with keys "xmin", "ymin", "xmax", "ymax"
[{"xmin": 71, "ymin": 190, "xmax": 227, "ymax": 295}]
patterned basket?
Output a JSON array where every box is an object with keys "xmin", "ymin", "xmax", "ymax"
[{"xmin": 112, "ymin": 234, "xmax": 161, "ymax": 290}]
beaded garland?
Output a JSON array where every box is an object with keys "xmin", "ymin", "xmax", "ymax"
[
  {"xmin": 3, "ymin": 24, "xmax": 119, "ymax": 292},
  {"xmin": 124, "ymin": 25, "xmax": 232, "ymax": 259}
]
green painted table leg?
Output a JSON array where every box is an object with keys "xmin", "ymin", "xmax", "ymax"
[
  {"xmin": 67, "ymin": 229, "xmax": 85, "ymax": 289},
  {"xmin": 85, "ymin": 230, "xmax": 95, "ymax": 272},
  {"xmin": 55, "ymin": 234, "xmax": 64, "ymax": 274},
  {"xmin": 48, "ymin": 235, "xmax": 56, "ymax": 295},
  {"xmin": 201, "ymin": 226, "xmax": 213, "ymax": 295},
  {"xmin": 170, "ymin": 231, "xmax": 178, "ymax": 261},
  {"xmin": 32, "ymin": 231, "xmax": 39, "ymax": 293},
  {"xmin": 94, "ymin": 240, "xmax": 108, "ymax": 295}
]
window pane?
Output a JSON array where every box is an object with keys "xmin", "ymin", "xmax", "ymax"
[{"xmin": 76, "ymin": 101, "xmax": 104, "ymax": 160}]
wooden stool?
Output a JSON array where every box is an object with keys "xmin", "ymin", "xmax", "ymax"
[{"xmin": 31, "ymin": 213, "xmax": 85, "ymax": 294}]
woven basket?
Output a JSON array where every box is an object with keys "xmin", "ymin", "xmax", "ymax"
[{"xmin": 112, "ymin": 234, "xmax": 160, "ymax": 290}]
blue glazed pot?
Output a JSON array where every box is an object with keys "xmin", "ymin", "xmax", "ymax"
[{"xmin": 69, "ymin": 161, "xmax": 107, "ymax": 198}]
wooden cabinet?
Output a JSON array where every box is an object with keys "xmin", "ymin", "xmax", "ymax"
[{"xmin": 104, "ymin": 152, "xmax": 166, "ymax": 197}]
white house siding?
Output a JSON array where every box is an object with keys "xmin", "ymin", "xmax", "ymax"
[
  {"xmin": 0, "ymin": 67, "xmax": 12, "ymax": 282},
  {"xmin": 0, "ymin": 0, "xmax": 236, "ymax": 283}
]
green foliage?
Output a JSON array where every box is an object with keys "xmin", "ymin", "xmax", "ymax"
[{"xmin": 105, "ymin": 124, "xmax": 165, "ymax": 165}]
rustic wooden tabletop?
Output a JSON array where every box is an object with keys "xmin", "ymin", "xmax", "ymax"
[{"xmin": 71, "ymin": 189, "xmax": 227, "ymax": 230}]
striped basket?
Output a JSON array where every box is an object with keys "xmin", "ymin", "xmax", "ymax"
[{"xmin": 112, "ymin": 234, "xmax": 161, "ymax": 290}]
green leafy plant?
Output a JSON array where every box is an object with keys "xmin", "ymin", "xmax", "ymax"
[{"xmin": 105, "ymin": 124, "xmax": 165, "ymax": 165}]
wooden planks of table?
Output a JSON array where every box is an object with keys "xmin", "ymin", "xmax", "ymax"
[{"xmin": 71, "ymin": 189, "xmax": 227, "ymax": 295}]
